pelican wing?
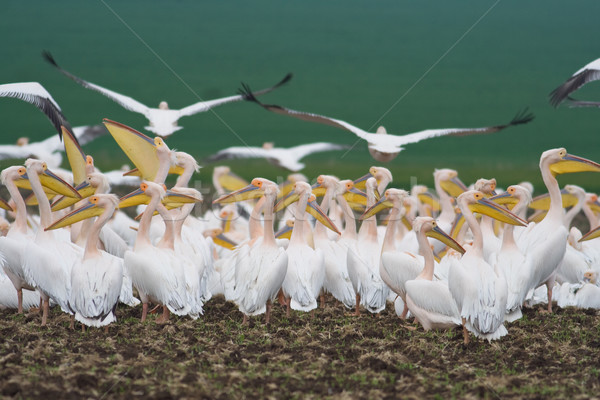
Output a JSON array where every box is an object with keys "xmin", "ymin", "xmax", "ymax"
[
  {"xmin": 0, "ymin": 144, "xmax": 39, "ymax": 161},
  {"xmin": 380, "ymin": 109, "xmax": 534, "ymax": 151},
  {"xmin": 178, "ymin": 73, "xmax": 292, "ymax": 117},
  {"xmin": 204, "ymin": 146, "xmax": 270, "ymax": 163},
  {"xmin": 44, "ymin": 51, "xmax": 150, "ymax": 115},
  {"xmin": 71, "ymin": 124, "xmax": 108, "ymax": 146},
  {"xmin": 550, "ymin": 59, "xmax": 600, "ymax": 107},
  {"xmin": 288, "ymin": 142, "xmax": 350, "ymax": 159},
  {"xmin": 0, "ymin": 82, "xmax": 71, "ymax": 137},
  {"xmin": 406, "ymin": 280, "xmax": 460, "ymax": 319},
  {"xmin": 238, "ymin": 83, "xmax": 371, "ymax": 140},
  {"xmin": 564, "ymin": 97, "xmax": 600, "ymax": 108}
]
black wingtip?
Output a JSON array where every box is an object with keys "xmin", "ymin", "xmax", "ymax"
[
  {"xmin": 509, "ymin": 108, "xmax": 535, "ymax": 126},
  {"xmin": 238, "ymin": 83, "xmax": 261, "ymax": 104},
  {"xmin": 277, "ymin": 73, "xmax": 293, "ymax": 88},
  {"xmin": 42, "ymin": 50, "xmax": 59, "ymax": 68}
]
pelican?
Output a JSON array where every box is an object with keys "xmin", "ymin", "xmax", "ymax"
[
  {"xmin": 549, "ymin": 58, "xmax": 600, "ymax": 107},
  {"xmin": 238, "ymin": 84, "xmax": 534, "ymax": 162},
  {"xmin": 448, "ymin": 190, "xmax": 527, "ymax": 344},
  {"xmin": 205, "ymin": 142, "xmax": 349, "ymax": 172},
  {"xmin": 0, "ymin": 125, "xmax": 106, "ymax": 168},
  {"xmin": 46, "ymin": 194, "xmax": 123, "ymax": 328},
  {"xmin": 556, "ymin": 271, "xmax": 600, "ymax": 310},
  {"xmin": 214, "ymin": 178, "xmax": 288, "ymax": 324},
  {"xmin": 44, "ymin": 51, "xmax": 292, "ymax": 137},
  {"xmin": 518, "ymin": 148, "xmax": 600, "ymax": 312},
  {"xmin": 404, "ymin": 217, "xmax": 465, "ymax": 331},
  {"xmin": 0, "ymin": 82, "xmax": 71, "ymax": 138}
]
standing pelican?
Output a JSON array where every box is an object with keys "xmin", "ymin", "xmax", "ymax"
[
  {"xmin": 45, "ymin": 51, "xmax": 291, "ymax": 137},
  {"xmin": 46, "ymin": 194, "xmax": 123, "ymax": 328},
  {"xmin": 239, "ymin": 84, "xmax": 534, "ymax": 162}
]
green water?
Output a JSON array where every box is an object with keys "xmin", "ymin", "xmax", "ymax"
[{"xmin": 2, "ymin": 0, "xmax": 600, "ymax": 192}]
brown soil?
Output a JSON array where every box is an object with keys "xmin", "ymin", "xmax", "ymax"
[{"xmin": 1, "ymin": 297, "xmax": 599, "ymax": 399}]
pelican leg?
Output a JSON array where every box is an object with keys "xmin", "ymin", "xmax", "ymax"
[
  {"xmin": 400, "ymin": 302, "xmax": 409, "ymax": 319},
  {"xmin": 149, "ymin": 304, "xmax": 161, "ymax": 314},
  {"xmin": 81, "ymin": 324, "xmax": 86, "ymax": 333},
  {"xmin": 41, "ymin": 299, "xmax": 49, "ymax": 326},
  {"xmin": 310, "ymin": 309, "xmax": 315, "ymax": 319},
  {"xmin": 242, "ymin": 314, "xmax": 249, "ymax": 326},
  {"xmin": 546, "ymin": 283, "xmax": 553, "ymax": 313},
  {"xmin": 277, "ymin": 289, "xmax": 286, "ymax": 307},
  {"xmin": 141, "ymin": 302, "xmax": 148, "ymax": 322},
  {"xmin": 69, "ymin": 315, "xmax": 75, "ymax": 330},
  {"xmin": 462, "ymin": 317, "xmax": 469, "ymax": 345},
  {"xmin": 320, "ymin": 292, "xmax": 326, "ymax": 308},
  {"xmin": 155, "ymin": 306, "xmax": 170, "ymax": 324},
  {"xmin": 265, "ymin": 300, "xmax": 272, "ymax": 325},
  {"xmin": 17, "ymin": 289, "xmax": 23, "ymax": 314},
  {"xmin": 104, "ymin": 325, "xmax": 109, "ymax": 334},
  {"xmin": 286, "ymin": 297, "xmax": 291, "ymax": 317},
  {"xmin": 353, "ymin": 293, "xmax": 361, "ymax": 316}
]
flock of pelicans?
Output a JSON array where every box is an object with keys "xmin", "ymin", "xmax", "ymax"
[{"xmin": 0, "ymin": 55, "xmax": 600, "ymax": 345}]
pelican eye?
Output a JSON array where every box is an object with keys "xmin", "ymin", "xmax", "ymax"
[
  {"xmin": 140, "ymin": 183, "xmax": 148, "ymax": 191},
  {"xmin": 89, "ymin": 196, "xmax": 99, "ymax": 204},
  {"xmin": 474, "ymin": 193, "xmax": 483, "ymax": 200},
  {"xmin": 308, "ymin": 194, "xmax": 316, "ymax": 202},
  {"xmin": 42, "ymin": 162, "xmax": 47, "ymax": 169},
  {"xmin": 18, "ymin": 168, "xmax": 26, "ymax": 175}
]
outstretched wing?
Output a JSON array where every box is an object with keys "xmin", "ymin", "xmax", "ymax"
[
  {"xmin": 389, "ymin": 108, "xmax": 534, "ymax": 148},
  {"xmin": 549, "ymin": 59, "xmax": 600, "ymax": 107},
  {"xmin": 289, "ymin": 142, "xmax": 350, "ymax": 159},
  {"xmin": 71, "ymin": 124, "xmax": 108, "ymax": 146},
  {"xmin": 0, "ymin": 82, "xmax": 72, "ymax": 139},
  {"xmin": 238, "ymin": 83, "xmax": 371, "ymax": 140},
  {"xmin": 43, "ymin": 51, "xmax": 150, "ymax": 114},
  {"xmin": 564, "ymin": 96, "xmax": 600, "ymax": 108},
  {"xmin": 204, "ymin": 146, "xmax": 269, "ymax": 163},
  {"xmin": 178, "ymin": 73, "xmax": 293, "ymax": 117}
]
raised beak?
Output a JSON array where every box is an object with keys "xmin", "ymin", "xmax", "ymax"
[
  {"xmin": 360, "ymin": 195, "xmax": 394, "ymax": 220},
  {"xmin": 579, "ymin": 225, "xmax": 600, "ymax": 242},
  {"xmin": 426, "ymin": 225, "xmax": 465, "ymax": 254},
  {"xmin": 353, "ymin": 172, "xmax": 373, "ymax": 190},
  {"xmin": 41, "ymin": 168, "xmax": 81, "ymax": 198},
  {"xmin": 440, "ymin": 176, "xmax": 468, "ymax": 197},
  {"xmin": 0, "ymin": 197, "xmax": 13, "ymax": 212},
  {"xmin": 306, "ymin": 197, "xmax": 340, "ymax": 235},
  {"xmin": 528, "ymin": 189, "xmax": 578, "ymax": 210},
  {"xmin": 417, "ymin": 192, "xmax": 441, "ymax": 212},
  {"xmin": 213, "ymin": 184, "xmax": 262, "ymax": 205},
  {"xmin": 218, "ymin": 170, "xmax": 249, "ymax": 192},
  {"xmin": 61, "ymin": 126, "xmax": 88, "ymax": 186},
  {"xmin": 46, "ymin": 201, "xmax": 104, "ymax": 230},
  {"xmin": 550, "ymin": 153, "xmax": 600, "ymax": 176},
  {"xmin": 51, "ymin": 181, "xmax": 96, "ymax": 211},
  {"xmin": 103, "ymin": 119, "xmax": 160, "ymax": 181},
  {"xmin": 469, "ymin": 197, "xmax": 527, "ymax": 226},
  {"xmin": 274, "ymin": 189, "xmax": 300, "ymax": 212}
]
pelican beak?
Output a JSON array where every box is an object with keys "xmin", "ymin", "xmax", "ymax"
[
  {"xmin": 589, "ymin": 198, "xmax": 600, "ymax": 214},
  {"xmin": 450, "ymin": 212, "xmax": 466, "ymax": 239},
  {"xmin": 61, "ymin": 126, "xmax": 88, "ymax": 186},
  {"xmin": 469, "ymin": 197, "xmax": 527, "ymax": 226},
  {"xmin": 213, "ymin": 184, "xmax": 262, "ymax": 204},
  {"xmin": 311, "ymin": 181, "xmax": 327, "ymax": 197},
  {"xmin": 274, "ymin": 189, "xmax": 300, "ymax": 212},
  {"xmin": 426, "ymin": 224, "xmax": 465, "ymax": 254},
  {"xmin": 218, "ymin": 170, "xmax": 249, "ymax": 192},
  {"xmin": 0, "ymin": 198, "xmax": 13, "ymax": 212},
  {"xmin": 46, "ymin": 199, "xmax": 104, "ymax": 230},
  {"xmin": 162, "ymin": 190, "xmax": 203, "ymax": 208},
  {"xmin": 580, "ymin": 226, "xmax": 600, "ymax": 242},
  {"xmin": 51, "ymin": 181, "xmax": 95, "ymax": 211},
  {"xmin": 221, "ymin": 212, "xmax": 234, "ymax": 233},
  {"xmin": 550, "ymin": 153, "xmax": 600, "ymax": 176},
  {"xmin": 42, "ymin": 168, "xmax": 81, "ymax": 198},
  {"xmin": 440, "ymin": 176, "xmax": 468, "ymax": 197},
  {"xmin": 343, "ymin": 187, "xmax": 368, "ymax": 206},
  {"xmin": 275, "ymin": 221, "xmax": 294, "ymax": 240},
  {"xmin": 353, "ymin": 172, "xmax": 373, "ymax": 190},
  {"xmin": 360, "ymin": 195, "xmax": 394, "ymax": 220},
  {"xmin": 103, "ymin": 119, "xmax": 161, "ymax": 181},
  {"xmin": 123, "ymin": 168, "xmax": 142, "ymax": 177},
  {"xmin": 306, "ymin": 195, "xmax": 340, "ymax": 234},
  {"xmin": 528, "ymin": 189, "xmax": 578, "ymax": 210},
  {"xmin": 277, "ymin": 180, "xmax": 294, "ymax": 200},
  {"xmin": 417, "ymin": 192, "xmax": 441, "ymax": 212},
  {"xmin": 401, "ymin": 215, "xmax": 414, "ymax": 231},
  {"xmin": 119, "ymin": 188, "xmax": 149, "ymax": 208},
  {"xmin": 490, "ymin": 191, "xmax": 519, "ymax": 210},
  {"xmin": 528, "ymin": 209, "xmax": 547, "ymax": 223},
  {"xmin": 213, "ymin": 232, "xmax": 238, "ymax": 250}
]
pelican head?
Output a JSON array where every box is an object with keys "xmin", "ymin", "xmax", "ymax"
[
  {"xmin": 435, "ymin": 169, "xmax": 467, "ymax": 197},
  {"xmin": 16, "ymin": 137, "xmax": 29, "ymax": 146},
  {"xmin": 158, "ymin": 101, "xmax": 169, "ymax": 110},
  {"xmin": 20, "ymin": 159, "xmax": 80, "ymax": 198},
  {"xmin": 583, "ymin": 271, "xmax": 597, "ymax": 285},
  {"xmin": 490, "ymin": 185, "xmax": 532, "ymax": 210},
  {"xmin": 312, "ymin": 174, "xmax": 339, "ymax": 197},
  {"xmin": 360, "ymin": 188, "xmax": 409, "ymax": 220},
  {"xmin": 213, "ymin": 177, "xmax": 276, "ymax": 204},
  {"xmin": 262, "ymin": 142, "xmax": 274, "ymax": 150},
  {"xmin": 458, "ymin": 190, "xmax": 527, "ymax": 226},
  {"xmin": 175, "ymin": 152, "xmax": 200, "ymax": 173},
  {"xmin": 543, "ymin": 148, "xmax": 600, "ymax": 176},
  {"xmin": 413, "ymin": 216, "xmax": 465, "ymax": 254},
  {"xmin": 46, "ymin": 194, "xmax": 119, "ymax": 230},
  {"xmin": 474, "ymin": 178, "xmax": 497, "ymax": 197}
]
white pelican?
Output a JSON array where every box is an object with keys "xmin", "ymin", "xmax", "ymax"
[
  {"xmin": 214, "ymin": 178, "xmax": 288, "ymax": 324},
  {"xmin": 549, "ymin": 58, "xmax": 600, "ymax": 107},
  {"xmin": 0, "ymin": 125, "xmax": 106, "ymax": 168},
  {"xmin": 0, "ymin": 82, "xmax": 71, "ymax": 138},
  {"xmin": 347, "ymin": 177, "xmax": 389, "ymax": 314},
  {"xmin": 518, "ymin": 148, "xmax": 600, "ymax": 312},
  {"xmin": 44, "ymin": 51, "xmax": 292, "ymax": 137},
  {"xmin": 473, "ymin": 178, "xmax": 501, "ymax": 262},
  {"xmin": 239, "ymin": 84, "xmax": 534, "ymax": 162},
  {"xmin": 20, "ymin": 159, "xmax": 82, "ymax": 325},
  {"xmin": 279, "ymin": 181, "xmax": 340, "ymax": 313},
  {"xmin": 46, "ymin": 194, "xmax": 123, "ymax": 329},
  {"xmin": 449, "ymin": 190, "xmax": 527, "ymax": 344},
  {"xmin": 205, "ymin": 142, "xmax": 349, "ymax": 172},
  {"xmin": 405, "ymin": 217, "xmax": 465, "ymax": 331},
  {"xmin": 556, "ymin": 271, "xmax": 600, "ymax": 309}
]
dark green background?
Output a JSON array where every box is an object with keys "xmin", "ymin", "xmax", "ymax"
[{"xmin": 3, "ymin": 1, "xmax": 600, "ymax": 192}]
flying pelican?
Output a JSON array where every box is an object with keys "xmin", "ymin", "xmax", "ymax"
[
  {"xmin": 0, "ymin": 82, "xmax": 72, "ymax": 139},
  {"xmin": 214, "ymin": 178, "xmax": 288, "ymax": 324},
  {"xmin": 238, "ymin": 84, "xmax": 534, "ymax": 162},
  {"xmin": 44, "ymin": 51, "xmax": 292, "ymax": 138},
  {"xmin": 404, "ymin": 217, "xmax": 465, "ymax": 331},
  {"xmin": 448, "ymin": 190, "xmax": 527, "ymax": 344},
  {"xmin": 0, "ymin": 125, "xmax": 106, "ymax": 168},
  {"xmin": 46, "ymin": 194, "xmax": 123, "ymax": 329},
  {"xmin": 549, "ymin": 58, "xmax": 600, "ymax": 107},
  {"xmin": 204, "ymin": 142, "xmax": 350, "ymax": 172}
]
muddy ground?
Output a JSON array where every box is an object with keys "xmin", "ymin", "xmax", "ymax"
[{"xmin": 1, "ymin": 296, "xmax": 599, "ymax": 399}]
